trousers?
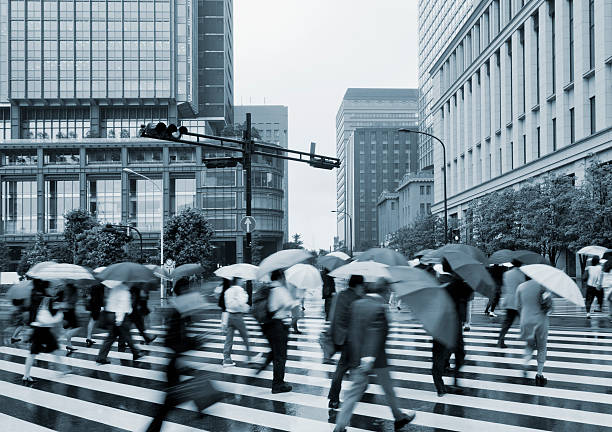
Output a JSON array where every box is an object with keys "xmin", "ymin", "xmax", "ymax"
[
  {"xmin": 97, "ymin": 319, "xmax": 139, "ymax": 360},
  {"xmin": 328, "ymin": 345, "xmax": 350, "ymax": 402},
  {"xmin": 585, "ymin": 285, "xmax": 604, "ymax": 313},
  {"xmin": 261, "ymin": 319, "xmax": 289, "ymax": 388},
  {"xmin": 498, "ymin": 309, "xmax": 519, "ymax": 343},
  {"xmin": 223, "ymin": 312, "xmax": 251, "ymax": 361}
]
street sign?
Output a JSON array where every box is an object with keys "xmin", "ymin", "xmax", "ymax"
[{"xmin": 240, "ymin": 216, "xmax": 256, "ymax": 233}]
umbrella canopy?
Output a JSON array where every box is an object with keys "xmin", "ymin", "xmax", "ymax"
[
  {"xmin": 27, "ymin": 262, "xmax": 95, "ymax": 282},
  {"xmin": 443, "ymin": 251, "xmax": 495, "ymax": 297},
  {"xmin": 327, "ymin": 251, "xmax": 351, "ymax": 260},
  {"xmin": 388, "ymin": 266, "xmax": 445, "ymax": 297},
  {"xmin": 488, "ymin": 249, "xmax": 514, "ymax": 265},
  {"xmin": 144, "ymin": 264, "xmax": 171, "ymax": 280},
  {"xmin": 257, "ymin": 249, "xmax": 312, "ymax": 279},
  {"xmin": 96, "ymin": 262, "xmax": 156, "ymax": 284},
  {"xmin": 214, "ymin": 263, "xmax": 259, "ymax": 281},
  {"xmin": 577, "ymin": 246, "xmax": 611, "ymax": 257},
  {"xmin": 285, "ymin": 263, "xmax": 323, "ymax": 291},
  {"xmin": 172, "ymin": 263, "xmax": 204, "ymax": 281},
  {"xmin": 512, "ymin": 250, "xmax": 549, "ymax": 265},
  {"xmin": 329, "ymin": 260, "xmax": 391, "ymax": 282},
  {"xmin": 356, "ymin": 248, "xmax": 407, "ymax": 266},
  {"xmin": 423, "ymin": 244, "xmax": 488, "ymax": 265},
  {"xmin": 317, "ymin": 254, "xmax": 346, "ymax": 271},
  {"xmin": 6, "ymin": 279, "xmax": 33, "ymax": 301},
  {"xmin": 414, "ymin": 249, "xmax": 435, "ymax": 258},
  {"xmin": 520, "ymin": 264, "xmax": 585, "ymax": 307}
]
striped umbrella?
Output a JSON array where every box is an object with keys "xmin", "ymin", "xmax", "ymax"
[{"xmin": 27, "ymin": 262, "xmax": 95, "ymax": 281}]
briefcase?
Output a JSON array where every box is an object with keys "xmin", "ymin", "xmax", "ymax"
[{"xmin": 167, "ymin": 372, "xmax": 224, "ymax": 412}]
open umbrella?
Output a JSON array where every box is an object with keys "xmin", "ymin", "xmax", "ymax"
[
  {"xmin": 356, "ymin": 248, "xmax": 407, "ymax": 266},
  {"xmin": 144, "ymin": 264, "xmax": 171, "ymax": 280},
  {"xmin": 577, "ymin": 246, "xmax": 611, "ymax": 257},
  {"xmin": 172, "ymin": 263, "xmax": 204, "ymax": 281},
  {"xmin": 414, "ymin": 249, "xmax": 435, "ymax": 258},
  {"xmin": 443, "ymin": 251, "xmax": 495, "ymax": 297},
  {"xmin": 257, "ymin": 249, "xmax": 312, "ymax": 279},
  {"xmin": 423, "ymin": 244, "xmax": 488, "ymax": 265},
  {"xmin": 388, "ymin": 266, "xmax": 458, "ymax": 349},
  {"xmin": 317, "ymin": 254, "xmax": 346, "ymax": 271},
  {"xmin": 285, "ymin": 264, "xmax": 323, "ymax": 291},
  {"xmin": 512, "ymin": 250, "xmax": 549, "ymax": 265},
  {"xmin": 327, "ymin": 251, "xmax": 351, "ymax": 260},
  {"xmin": 27, "ymin": 262, "xmax": 95, "ymax": 282},
  {"xmin": 214, "ymin": 263, "xmax": 259, "ymax": 281},
  {"xmin": 520, "ymin": 264, "xmax": 585, "ymax": 307},
  {"xmin": 96, "ymin": 262, "xmax": 156, "ymax": 284},
  {"xmin": 6, "ymin": 279, "xmax": 33, "ymax": 301},
  {"xmin": 488, "ymin": 249, "xmax": 514, "ymax": 265},
  {"xmin": 329, "ymin": 260, "xmax": 391, "ymax": 282}
]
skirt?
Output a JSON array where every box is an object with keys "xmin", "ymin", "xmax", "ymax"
[{"xmin": 30, "ymin": 327, "xmax": 59, "ymax": 354}]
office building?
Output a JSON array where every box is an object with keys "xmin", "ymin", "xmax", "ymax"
[
  {"xmin": 425, "ymin": 0, "xmax": 612, "ymax": 254},
  {"xmin": 335, "ymin": 88, "xmax": 419, "ymax": 252}
]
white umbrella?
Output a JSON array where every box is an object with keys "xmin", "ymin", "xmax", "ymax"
[
  {"xmin": 577, "ymin": 246, "xmax": 611, "ymax": 257},
  {"xmin": 101, "ymin": 280, "xmax": 124, "ymax": 289},
  {"xmin": 520, "ymin": 264, "xmax": 585, "ymax": 307},
  {"xmin": 93, "ymin": 266, "xmax": 106, "ymax": 274},
  {"xmin": 27, "ymin": 262, "xmax": 95, "ymax": 281},
  {"xmin": 257, "ymin": 249, "xmax": 312, "ymax": 279},
  {"xmin": 329, "ymin": 260, "xmax": 391, "ymax": 282},
  {"xmin": 214, "ymin": 263, "xmax": 259, "ymax": 281},
  {"xmin": 285, "ymin": 264, "xmax": 323, "ymax": 291},
  {"xmin": 327, "ymin": 251, "xmax": 351, "ymax": 260}
]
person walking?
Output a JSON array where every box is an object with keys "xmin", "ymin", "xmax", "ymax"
[
  {"xmin": 118, "ymin": 284, "xmax": 156, "ymax": 351},
  {"xmin": 322, "ymin": 268, "xmax": 336, "ymax": 321},
  {"xmin": 255, "ymin": 270, "xmax": 296, "ymax": 393},
  {"xmin": 58, "ymin": 283, "xmax": 81, "ymax": 355},
  {"xmin": 96, "ymin": 283, "xmax": 144, "ymax": 364},
  {"xmin": 516, "ymin": 279, "xmax": 551, "ymax": 386},
  {"xmin": 85, "ymin": 283, "xmax": 105, "ymax": 348},
  {"xmin": 584, "ymin": 256, "xmax": 604, "ymax": 318},
  {"xmin": 221, "ymin": 278, "xmax": 259, "ymax": 367},
  {"xmin": 333, "ymin": 280, "xmax": 415, "ymax": 432},
  {"xmin": 327, "ymin": 274, "xmax": 365, "ymax": 410},
  {"xmin": 484, "ymin": 265, "xmax": 504, "ymax": 317},
  {"xmin": 496, "ymin": 259, "xmax": 527, "ymax": 348}
]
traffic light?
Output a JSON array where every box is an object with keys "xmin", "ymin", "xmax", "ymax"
[
  {"xmin": 452, "ymin": 228, "xmax": 461, "ymax": 243},
  {"xmin": 309, "ymin": 156, "xmax": 339, "ymax": 170},
  {"xmin": 204, "ymin": 157, "xmax": 242, "ymax": 169},
  {"xmin": 139, "ymin": 122, "xmax": 187, "ymax": 140}
]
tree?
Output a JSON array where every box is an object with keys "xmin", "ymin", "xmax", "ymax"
[
  {"xmin": 282, "ymin": 233, "xmax": 304, "ymax": 250},
  {"xmin": 74, "ymin": 226, "xmax": 132, "ymax": 268},
  {"xmin": 49, "ymin": 241, "xmax": 73, "ymax": 264},
  {"xmin": 221, "ymin": 122, "xmax": 262, "ymax": 140},
  {"xmin": 163, "ymin": 208, "xmax": 215, "ymax": 272},
  {"xmin": 18, "ymin": 233, "xmax": 51, "ymax": 275},
  {"xmin": 250, "ymin": 234, "xmax": 265, "ymax": 266},
  {"xmin": 0, "ymin": 240, "xmax": 10, "ymax": 272},
  {"xmin": 388, "ymin": 214, "xmax": 445, "ymax": 258},
  {"xmin": 64, "ymin": 209, "xmax": 99, "ymax": 263}
]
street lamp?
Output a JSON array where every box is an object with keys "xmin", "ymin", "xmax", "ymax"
[
  {"xmin": 398, "ymin": 129, "xmax": 448, "ymax": 244},
  {"xmin": 331, "ymin": 210, "xmax": 352, "ymax": 257},
  {"xmin": 123, "ymin": 168, "xmax": 165, "ymax": 301}
]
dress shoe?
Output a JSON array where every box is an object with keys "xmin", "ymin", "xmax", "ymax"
[
  {"xmin": 85, "ymin": 339, "xmax": 94, "ymax": 348},
  {"xmin": 10, "ymin": 338, "xmax": 21, "ymax": 344},
  {"xmin": 96, "ymin": 358, "xmax": 111, "ymax": 365},
  {"xmin": 271, "ymin": 384, "xmax": 292, "ymax": 394},
  {"xmin": 446, "ymin": 385, "xmax": 464, "ymax": 394},
  {"xmin": 394, "ymin": 411, "xmax": 416, "ymax": 430},
  {"xmin": 133, "ymin": 351, "xmax": 145, "ymax": 361},
  {"xmin": 144, "ymin": 335, "xmax": 157, "ymax": 345},
  {"xmin": 328, "ymin": 399, "xmax": 340, "ymax": 409},
  {"xmin": 497, "ymin": 341, "xmax": 507, "ymax": 348},
  {"xmin": 66, "ymin": 346, "xmax": 78, "ymax": 356},
  {"xmin": 535, "ymin": 374, "xmax": 548, "ymax": 387}
]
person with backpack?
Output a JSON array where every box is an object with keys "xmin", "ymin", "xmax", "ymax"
[
  {"xmin": 254, "ymin": 269, "xmax": 296, "ymax": 393},
  {"xmin": 584, "ymin": 256, "xmax": 604, "ymax": 318}
]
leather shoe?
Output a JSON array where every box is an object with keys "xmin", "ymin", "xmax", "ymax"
[
  {"xmin": 133, "ymin": 351, "xmax": 145, "ymax": 361},
  {"xmin": 446, "ymin": 385, "xmax": 464, "ymax": 394},
  {"xmin": 328, "ymin": 399, "xmax": 340, "ymax": 409},
  {"xmin": 96, "ymin": 358, "xmax": 110, "ymax": 365},
  {"xmin": 497, "ymin": 341, "xmax": 507, "ymax": 348},
  {"xmin": 85, "ymin": 339, "xmax": 94, "ymax": 348},
  {"xmin": 394, "ymin": 411, "xmax": 416, "ymax": 430},
  {"xmin": 144, "ymin": 335, "xmax": 157, "ymax": 345},
  {"xmin": 271, "ymin": 384, "xmax": 292, "ymax": 394}
]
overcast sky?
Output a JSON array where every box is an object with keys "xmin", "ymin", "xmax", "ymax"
[{"xmin": 234, "ymin": 0, "xmax": 419, "ymax": 251}]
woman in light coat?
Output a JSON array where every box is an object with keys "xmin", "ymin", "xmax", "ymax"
[{"xmin": 516, "ymin": 278, "xmax": 551, "ymax": 386}]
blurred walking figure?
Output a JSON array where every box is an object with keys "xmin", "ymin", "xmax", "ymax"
[
  {"xmin": 220, "ymin": 278, "xmax": 258, "ymax": 367},
  {"xmin": 333, "ymin": 280, "xmax": 415, "ymax": 432},
  {"xmin": 96, "ymin": 283, "xmax": 144, "ymax": 364},
  {"xmin": 85, "ymin": 283, "xmax": 105, "ymax": 347},
  {"xmin": 58, "ymin": 283, "xmax": 80, "ymax": 355},
  {"xmin": 322, "ymin": 268, "xmax": 336, "ymax": 320},
  {"xmin": 23, "ymin": 279, "xmax": 70, "ymax": 382},
  {"xmin": 484, "ymin": 265, "xmax": 504, "ymax": 317},
  {"xmin": 327, "ymin": 275, "xmax": 365, "ymax": 410},
  {"xmin": 9, "ymin": 297, "xmax": 29, "ymax": 344},
  {"xmin": 255, "ymin": 270, "xmax": 296, "ymax": 393},
  {"xmin": 516, "ymin": 279, "xmax": 551, "ymax": 386},
  {"xmin": 584, "ymin": 256, "xmax": 604, "ymax": 318},
  {"xmin": 497, "ymin": 260, "xmax": 527, "ymax": 348},
  {"xmin": 119, "ymin": 284, "xmax": 156, "ymax": 351},
  {"xmin": 146, "ymin": 277, "xmax": 223, "ymax": 432},
  {"xmin": 290, "ymin": 282, "xmax": 306, "ymax": 334}
]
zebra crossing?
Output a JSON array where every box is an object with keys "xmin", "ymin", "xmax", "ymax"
[{"xmin": 0, "ymin": 313, "xmax": 611, "ymax": 432}]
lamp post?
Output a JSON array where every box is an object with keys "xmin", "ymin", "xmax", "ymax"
[
  {"xmin": 398, "ymin": 129, "xmax": 448, "ymax": 244},
  {"xmin": 331, "ymin": 210, "xmax": 352, "ymax": 257},
  {"xmin": 123, "ymin": 168, "xmax": 165, "ymax": 301}
]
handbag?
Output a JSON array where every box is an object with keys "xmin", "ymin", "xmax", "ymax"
[
  {"xmin": 31, "ymin": 298, "xmax": 64, "ymax": 328},
  {"xmin": 167, "ymin": 372, "xmax": 224, "ymax": 411},
  {"xmin": 319, "ymin": 329, "xmax": 337, "ymax": 361},
  {"xmin": 98, "ymin": 310, "xmax": 116, "ymax": 330},
  {"xmin": 540, "ymin": 291, "xmax": 553, "ymax": 313}
]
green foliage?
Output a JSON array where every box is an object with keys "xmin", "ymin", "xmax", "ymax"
[
  {"xmin": 250, "ymin": 234, "xmax": 265, "ymax": 266},
  {"xmin": 49, "ymin": 241, "xmax": 73, "ymax": 264},
  {"xmin": 74, "ymin": 226, "xmax": 131, "ymax": 268},
  {"xmin": 18, "ymin": 233, "xmax": 51, "ymax": 275},
  {"xmin": 64, "ymin": 209, "xmax": 99, "ymax": 263},
  {"xmin": 0, "ymin": 240, "xmax": 10, "ymax": 272},
  {"xmin": 163, "ymin": 208, "xmax": 215, "ymax": 273},
  {"xmin": 221, "ymin": 122, "xmax": 262, "ymax": 140},
  {"xmin": 282, "ymin": 233, "xmax": 304, "ymax": 250},
  {"xmin": 388, "ymin": 214, "xmax": 445, "ymax": 258}
]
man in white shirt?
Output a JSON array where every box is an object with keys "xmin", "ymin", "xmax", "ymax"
[
  {"xmin": 584, "ymin": 256, "xmax": 604, "ymax": 318},
  {"xmin": 222, "ymin": 281, "xmax": 257, "ymax": 366}
]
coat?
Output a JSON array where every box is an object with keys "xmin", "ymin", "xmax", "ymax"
[
  {"xmin": 516, "ymin": 280, "xmax": 549, "ymax": 347},
  {"xmin": 329, "ymin": 287, "xmax": 361, "ymax": 347},
  {"xmin": 322, "ymin": 273, "xmax": 336, "ymax": 299},
  {"xmin": 346, "ymin": 294, "xmax": 389, "ymax": 369},
  {"xmin": 502, "ymin": 268, "xmax": 526, "ymax": 310},
  {"xmin": 438, "ymin": 273, "xmax": 472, "ymax": 323}
]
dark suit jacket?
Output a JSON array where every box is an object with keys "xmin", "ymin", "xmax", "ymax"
[
  {"xmin": 346, "ymin": 295, "xmax": 389, "ymax": 369},
  {"xmin": 329, "ymin": 287, "xmax": 361, "ymax": 347}
]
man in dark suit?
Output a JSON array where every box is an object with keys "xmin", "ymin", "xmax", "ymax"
[
  {"xmin": 333, "ymin": 280, "xmax": 415, "ymax": 432},
  {"xmin": 322, "ymin": 269, "xmax": 336, "ymax": 320},
  {"xmin": 327, "ymin": 275, "xmax": 365, "ymax": 409}
]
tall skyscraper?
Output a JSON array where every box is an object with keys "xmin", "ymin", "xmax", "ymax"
[{"xmin": 335, "ymin": 88, "xmax": 419, "ymax": 252}]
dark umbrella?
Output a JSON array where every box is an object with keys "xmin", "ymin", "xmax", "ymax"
[
  {"xmin": 356, "ymin": 248, "xmax": 407, "ymax": 266},
  {"xmin": 488, "ymin": 249, "xmax": 514, "ymax": 265},
  {"xmin": 423, "ymin": 244, "xmax": 488, "ymax": 265},
  {"xmin": 6, "ymin": 279, "xmax": 33, "ymax": 301},
  {"xmin": 414, "ymin": 249, "xmax": 435, "ymax": 258},
  {"xmin": 442, "ymin": 251, "xmax": 495, "ymax": 297},
  {"xmin": 317, "ymin": 254, "xmax": 346, "ymax": 271},
  {"xmin": 96, "ymin": 262, "xmax": 156, "ymax": 284},
  {"xmin": 172, "ymin": 263, "xmax": 204, "ymax": 280},
  {"xmin": 513, "ymin": 250, "xmax": 549, "ymax": 265}
]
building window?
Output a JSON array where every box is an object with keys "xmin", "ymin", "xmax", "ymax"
[
  {"xmin": 128, "ymin": 148, "xmax": 162, "ymax": 164},
  {"xmin": 420, "ymin": 185, "xmax": 425, "ymax": 195},
  {"xmin": 44, "ymin": 149, "xmax": 80, "ymax": 165},
  {"xmin": 202, "ymin": 193, "xmax": 236, "ymax": 210},
  {"xmin": 391, "ymin": 202, "xmax": 395, "ymax": 210},
  {"xmin": 170, "ymin": 178, "xmax": 196, "ymax": 214},
  {"xmin": 537, "ymin": 126, "xmax": 541, "ymax": 158},
  {"xmin": 2, "ymin": 180, "xmax": 37, "ymax": 233},
  {"xmin": 128, "ymin": 178, "xmax": 162, "ymax": 231},
  {"xmin": 589, "ymin": 96, "xmax": 596, "ymax": 134},
  {"xmin": 522, "ymin": 134, "xmax": 527, "ymax": 165},
  {"xmin": 507, "ymin": 39, "xmax": 513, "ymax": 119},
  {"xmin": 45, "ymin": 180, "xmax": 79, "ymax": 232},
  {"xmin": 420, "ymin": 203, "xmax": 425, "ymax": 214},
  {"xmin": 552, "ymin": 118, "xmax": 557, "ymax": 151},
  {"xmin": 569, "ymin": 108, "xmax": 575, "ymax": 143},
  {"xmin": 206, "ymin": 216, "xmax": 236, "ymax": 231},
  {"xmin": 253, "ymin": 171, "xmax": 282, "ymax": 189},
  {"xmin": 520, "ymin": 27, "xmax": 526, "ymax": 113},
  {"xmin": 549, "ymin": 1, "xmax": 556, "ymax": 93},
  {"xmin": 499, "ymin": 148, "xmax": 503, "ymax": 175},
  {"xmin": 101, "ymin": 106, "xmax": 168, "ymax": 138},
  {"xmin": 426, "ymin": 185, "xmax": 432, "ymax": 195},
  {"xmin": 87, "ymin": 148, "xmax": 121, "ymax": 164},
  {"xmin": 568, "ymin": 0, "xmax": 574, "ymax": 82},
  {"xmin": 510, "ymin": 141, "xmax": 514, "ymax": 169},
  {"xmin": 203, "ymin": 170, "xmax": 236, "ymax": 187},
  {"xmin": 589, "ymin": 0, "xmax": 595, "ymax": 70},
  {"xmin": 169, "ymin": 148, "xmax": 195, "ymax": 163},
  {"xmin": 20, "ymin": 107, "xmax": 91, "ymax": 139},
  {"xmin": 88, "ymin": 179, "xmax": 121, "ymax": 224},
  {"xmin": 534, "ymin": 13, "xmax": 540, "ymax": 104},
  {"xmin": 1, "ymin": 150, "xmax": 37, "ymax": 166},
  {"xmin": 0, "ymin": 108, "xmax": 10, "ymax": 140}
]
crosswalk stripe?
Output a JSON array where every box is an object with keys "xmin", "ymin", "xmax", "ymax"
[
  {"xmin": 0, "ymin": 413, "xmax": 56, "ymax": 432},
  {"xmin": 2, "ymin": 313, "xmax": 612, "ymax": 432}
]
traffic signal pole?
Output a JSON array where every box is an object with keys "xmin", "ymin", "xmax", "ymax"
[{"xmin": 244, "ymin": 113, "xmax": 253, "ymax": 265}]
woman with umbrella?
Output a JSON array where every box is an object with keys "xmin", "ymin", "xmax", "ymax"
[
  {"xmin": 85, "ymin": 283, "xmax": 105, "ymax": 348},
  {"xmin": 57, "ymin": 283, "xmax": 81, "ymax": 355}
]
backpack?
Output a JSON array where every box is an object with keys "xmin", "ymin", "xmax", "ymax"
[{"xmin": 252, "ymin": 285, "xmax": 273, "ymax": 325}]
